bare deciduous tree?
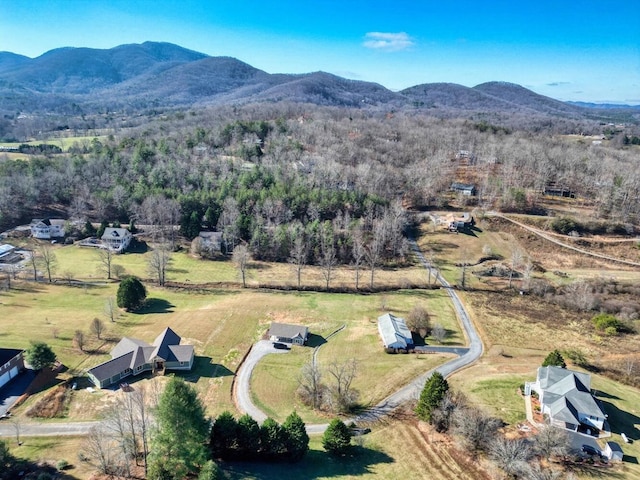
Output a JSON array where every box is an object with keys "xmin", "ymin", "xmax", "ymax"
[
  {"xmin": 509, "ymin": 248, "xmax": 523, "ymax": 289},
  {"xmin": 489, "ymin": 436, "xmax": 532, "ymax": 478},
  {"xmin": 232, "ymin": 244, "xmax": 251, "ymax": 288},
  {"xmin": 364, "ymin": 230, "xmax": 383, "ymax": 289},
  {"xmin": 297, "ymin": 360, "xmax": 323, "ymax": 409},
  {"xmin": 39, "ymin": 244, "xmax": 57, "ymax": 283},
  {"xmin": 406, "ymin": 305, "xmax": 430, "ymax": 338},
  {"xmin": 319, "ymin": 222, "xmax": 337, "ymax": 290},
  {"xmin": 533, "ymin": 424, "xmax": 570, "ymax": 461},
  {"xmin": 326, "ymin": 359, "xmax": 359, "ymax": 413},
  {"xmin": 74, "ymin": 330, "xmax": 85, "ymax": 352},
  {"xmin": 451, "ymin": 406, "xmax": 501, "ymax": 454},
  {"xmin": 104, "ymin": 296, "xmax": 117, "ymax": 323},
  {"xmin": 351, "ymin": 224, "xmax": 366, "ymax": 290},
  {"xmin": 90, "ymin": 317, "xmax": 105, "ymax": 340},
  {"xmin": 432, "ymin": 323, "xmax": 447, "ymax": 343},
  {"xmin": 148, "ymin": 244, "xmax": 172, "ymax": 286},
  {"xmin": 288, "ymin": 229, "xmax": 307, "ymax": 289},
  {"xmin": 98, "ymin": 247, "xmax": 115, "ymax": 280},
  {"xmin": 84, "ymin": 425, "xmax": 124, "ymax": 476}
]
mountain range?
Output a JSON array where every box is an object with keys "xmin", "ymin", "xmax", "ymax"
[{"xmin": 0, "ymin": 41, "xmax": 638, "ymax": 123}]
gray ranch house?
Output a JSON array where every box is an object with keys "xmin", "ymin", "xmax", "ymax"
[
  {"xmin": 0, "ymin": 348, "xmax": 25, "ymax": 389},
  {"xmin": 378, "ymin": 313, "xmax": 414, "ymax": 351},
  {"xmin": 526, "ymin": 366, "xmax": 606, "ymax": 432},
  {"xmin": 268, "ymin": 322, "xmax": 309, "ymax": 345},
  {"xmin": 87, "ymin": 327, "xmax": 194, "ymax": 388}
]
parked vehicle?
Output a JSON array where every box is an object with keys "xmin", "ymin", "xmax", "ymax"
[
  {"xmin": 582, "ymin": 444, "xmax": 600, "ymax": 456},
  {"xmin": 272, "ymin": 342, "xmax": 290, "ymax": 350}
]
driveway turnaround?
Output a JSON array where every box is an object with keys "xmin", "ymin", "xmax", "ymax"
[
  {"xmin": 236, "ymin": 239, "xmax": 484, "ymax": 434},
  {"xmin": 0, "ymin": 369, "xmax": 36, "ymax": 418}
]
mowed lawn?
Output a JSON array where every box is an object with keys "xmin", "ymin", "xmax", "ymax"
[{"xmin": 251, "ymin": 289, "xmax": 464, "ymax": 423}]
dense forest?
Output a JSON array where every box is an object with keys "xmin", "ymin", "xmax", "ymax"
[{"xmin": 1, "ymin": 103, "xmax": 639, "ymax": 261}]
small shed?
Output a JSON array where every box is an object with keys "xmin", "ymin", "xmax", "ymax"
[
  {"xmin": 268, "ymin": 323, "xmax": 309, "ymax": 346},
  {"xmin": 604, "ymin": 442, "xmax": 623, "ymax": 462}
]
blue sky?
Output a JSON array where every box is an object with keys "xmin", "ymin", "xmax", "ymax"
[{"xmin": 1, "ymin": 0, "xmax": 639, "ymax": 104}]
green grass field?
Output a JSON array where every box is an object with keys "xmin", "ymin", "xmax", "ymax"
[{"xmin": 1, "ymin": 135, "xmax": 107, "ymax": 152}]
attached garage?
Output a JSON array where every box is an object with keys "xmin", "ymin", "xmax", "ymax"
[
  {"xmin": 0, "ymin": 349, "xmax": 25, "ymax": 390},
  {"xmin": 0, "ymin": 371, "xmax": 10, "ymax": 389}
]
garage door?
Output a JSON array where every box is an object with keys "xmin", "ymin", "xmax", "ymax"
[
  {"xmin": 0, "ymin": 371, "xmax": 9, "ymax": 389},
  {"xmin": 9, "ymin": 366, "xmax": 18, "ymax": 378}
]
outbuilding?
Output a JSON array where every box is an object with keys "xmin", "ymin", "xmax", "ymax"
[{"xmin": 604, "ymin": 442, "xmax": 623, "ymax": 462}]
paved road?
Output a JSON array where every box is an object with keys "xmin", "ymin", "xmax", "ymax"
[{"xmin": 0, "ymin": 420, "xmax": 100, "ymax": 437}]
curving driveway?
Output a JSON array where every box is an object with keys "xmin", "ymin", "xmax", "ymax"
[
  {"xmin": 235, "ymin": 239, "xmax": 484, "ymax": 434},
  {"xmin": 0, "ymin": 240, "xmax": 483, "ymax": 438}
]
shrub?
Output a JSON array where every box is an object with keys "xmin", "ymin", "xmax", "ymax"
[
  {"xmin": 56, "ymin": 459, "xmax": 69, "ymax": 471},
  {"xmin": 542, "ymin": 350, "xmax": 566, "ymax": 368},
  {"xmin": 116, "ymin": 276, "xmax": 146, "ymax": 311},
  {"xmin": 591, "ymin": 313, "xmax": 631, "ymax": 334},
  {"xmin": 322, "ymin": 419, "xmax": 352, "ymax": 454}
]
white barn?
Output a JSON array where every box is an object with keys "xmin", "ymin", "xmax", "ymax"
[{"xmin": 378, "ymin": 313, "xmax": 414, "ymax": 350}]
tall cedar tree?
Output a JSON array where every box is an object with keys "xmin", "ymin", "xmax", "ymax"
[
  {"xmin": 25, "ymin": 341, "xmax": 56, "ymax": 370},
  {"xmin": 416, "ymin": 371, "xmax": 449, "ymax": 422},
  {"xmin": 116, "ymin": 276, "xmax": 146, "ymax": 311},
  {"xmin": 210, "ymin": 411, "xmax": 238, "ymax": 459},
  {"xmin": 322, "ymin": 418, "xmax": 352, "ymax": 455},
  {"xmin": 542, "ymin": 350, "xmax": 566, "ymax": 368},
  {"xmin": 282, "ymin": 411, "xmax": 309, "ymax": 461},
  {"xmin": 147, "ymin": 378, "xmax": 209, "ymax": 480},
  {"xmin": 236, "ymin": 414, "xmax": 261, "ymax": 460}
]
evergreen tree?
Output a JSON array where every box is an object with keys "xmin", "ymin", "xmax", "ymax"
[
  {"xmin": 96, "ymin": 220, "xmax": 109, "ymax": 238},
  {"xmin": 197, "ymin": 460, "xmax": 219, "ymax": 480},
  {"xmin": 84, "ymin": 220, "xmax": 96, "ymax": 237},
  {"xmin": 25, "ymin": 341, "xmax": 56, "ymax": 370},
  {"xmin": 260, "ymin": 418, "xmax": 287, "ymax": 460},
  {"xmin": 116, "ymin": 276, "xmax": 146, "ymax": 311},
  {"xmin": 236, "ymin": 414, "xmax": 261, "ymax": 460},
  {"xmin": 282, "ymin": 411, "xmax": 309, "ymax": 461},
  {"xmin": 542, "ymin": 350, "xmax": 566, "ymax": 368},
  {"xmin": 416, "ymin": 371, "xmax": 449, "ymax": 422},
  {"xmin": 147, "ymin": 378, "xmax": 209, "ymax": 480},
  {"xmin": 322, "ymin": 418, "xmax": 352, "ymax": 455},
  {"xmin": 210, "ymin": 411, "xmax": 238, "ymax": 459}
]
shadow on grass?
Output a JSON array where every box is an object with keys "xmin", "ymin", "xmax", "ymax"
[
  {"xmin": 600, "ymin": 400, "xmax": 640, "ymax": 440},
  {"xmin": 136, "ymin": 298, "xmax": 175, "ymax": 314},
  {"xmin": 223, "ymin": 446, "xmax": 393, "ymax": 480},
  {"xmin": 180, "ymin": 356, "xmax": 234, "ymax": 383},
  {"xmin": 593, "ymin": 389, "xmax": 619, "ymax": 400},
  {"xmin": 306, "ymin": 334, "xmax": 327, "ymax": 348}
]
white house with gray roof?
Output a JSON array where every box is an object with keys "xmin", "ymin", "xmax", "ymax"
[
  {"xmin": 378, "ymin": 313, "xmax": 414, "ymax": 350},
  {"xmin": 87, "ymin": 327, "xmax": 194, "ymax": 388},
  {"xmin": 101, "ymin": 227, "xmax": 133, "ymax": 253},
  {"xmin": 527, "ymin": 366, "xmax": 606, "ymax": 432}
]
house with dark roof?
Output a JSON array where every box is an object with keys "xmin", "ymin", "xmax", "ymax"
[
  {"xmin": 527, "ymin": 366, "xmax": 606, "ymax": 432},
  {"xmin": 87, "ymin": 327, "xmax": 194, "ymax": 388},
  {"xmin": 0, "ymin": 348, "xmax": 25, "ymax": 389},
  {"xmin": 268, "ymin": 322, "xmax": 309, "ymax": 346},
  {"xmin": 378, "ymin": 313, "xmax": 414, "ymax": 351}
]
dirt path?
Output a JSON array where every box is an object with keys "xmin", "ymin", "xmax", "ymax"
[{"xmin": 493, "ymin": 213, "xmax": 640, "ymax": 268}]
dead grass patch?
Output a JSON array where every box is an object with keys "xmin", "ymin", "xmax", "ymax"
[{"xmin": 26, "ymin": 385, "xmax": 71, "ymax": 418}]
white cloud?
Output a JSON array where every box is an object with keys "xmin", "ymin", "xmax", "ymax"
[{"xmin": 363, "ymin": 32, "xmax": 413, "ymax": 52}]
